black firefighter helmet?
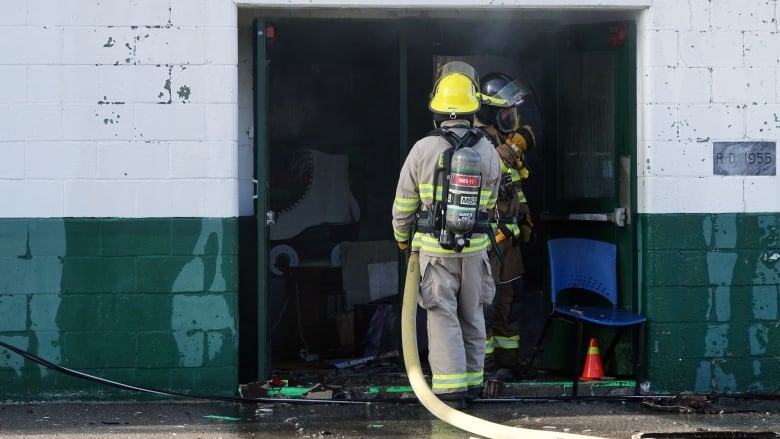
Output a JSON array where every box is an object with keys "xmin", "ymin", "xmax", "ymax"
[{"xmin": 476, "ymin": 72, "xmax": 530, "ymax": 134}]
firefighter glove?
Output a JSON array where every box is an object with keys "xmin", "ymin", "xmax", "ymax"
[
  {"xmin": 496, "ymin": 143, "xmax": 519, "ymax": 169},
  {"xmin": 508, "ymin": 125, "xmax": 536, "ymax": 152}
]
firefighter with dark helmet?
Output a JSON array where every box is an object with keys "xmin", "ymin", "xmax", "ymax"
[
  {"xmin": 392, "ymin": 60, "xmax": 501, "ymax": 409},
  {"xmin": 475, "ymin": 71, "xmax": 537, "ymax": 381}
]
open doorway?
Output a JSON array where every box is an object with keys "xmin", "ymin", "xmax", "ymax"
[{"xmin": 237, "ymin": 8, "xmax": 639, "ymax": 385}]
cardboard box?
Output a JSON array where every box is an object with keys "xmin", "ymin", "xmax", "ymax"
[{"xmin": 339, "ymin": 240, "xmax": 399, "ymax": 309}]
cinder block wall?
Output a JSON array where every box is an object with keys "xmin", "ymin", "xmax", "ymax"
[
  {"xmin": 1, "ymin": 0, "xmax": 780, "ymax": 400},
  {"xmin": 0, "ymin": 0, "xmax": 244, "ymax": 217},
  {"xmin": 0, "ymin": 0, "xmax": 242, "ymax": 401},
  {"xmin": 638, "ymin": 0, "xmax": 780, "ymax": 214},
  {"xmin": 638, "ymin": 0, "xmax": 780, "ymax": 393}
]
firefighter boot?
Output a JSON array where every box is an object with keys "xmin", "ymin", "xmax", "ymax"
[{"xmin": 270, "ymin": 149, "xmax": 361, "ymax": 240}]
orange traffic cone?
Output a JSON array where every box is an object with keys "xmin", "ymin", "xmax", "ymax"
[{"xmin": 580, "ymin": 338, "xmax": 604, "ymax": 381}]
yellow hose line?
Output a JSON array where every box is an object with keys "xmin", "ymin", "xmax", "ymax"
[{"xmin": 400, "ymin": 252, "xmax": 606, "ymax": 439}]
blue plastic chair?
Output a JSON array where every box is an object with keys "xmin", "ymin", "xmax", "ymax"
[{"xmin": 528, "ymin": 238, "xmax": 647, "ymax": 396}]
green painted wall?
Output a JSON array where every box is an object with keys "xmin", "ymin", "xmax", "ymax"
[
  {"xmin": 3, "ymin": 214, "xmax": 779, "ymax": 399},
  {"xmin": 0, "ymin": 218, "xmax": 239, "ymax": 402},
  {"xmin": 640, "ymin": 213, "xmax": 780, "ymax": 394}
]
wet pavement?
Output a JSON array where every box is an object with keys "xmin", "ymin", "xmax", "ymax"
[
  {"xmin": 3, "ymin": 357, "xmax": 780, "ymax": 438},
  {"xmin": 2, "ymin": 396, "xmax": 780, "ymax": 439}
]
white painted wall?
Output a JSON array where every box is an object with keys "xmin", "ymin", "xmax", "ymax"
[
  {"xmin": 0, "ymin": 0, "xmax": 240, "ymax": 218},
  {"xmin": 1, "ymin": 0, "xmax": 779, "ymax": 218},
  {"xmin": 637, "ymin": 0, "xmax": 780, "ymax": 214}
]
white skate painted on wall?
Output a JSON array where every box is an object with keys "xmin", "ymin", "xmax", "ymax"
[{"xmin": 270, "ymin": 149, "xmax": 361, "ymax": 241}]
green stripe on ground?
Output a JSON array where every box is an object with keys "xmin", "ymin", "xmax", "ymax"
[
  {"xmin": 269, "ymin": 387, "xmax": 311, "ymax": 397},
  {"xmin": 510, "ymin": 380, "xmax": 635, "ymax": 388},
  {"xmin": 368, "ymin": 386, "xmax": 414, "ymax": 394}
]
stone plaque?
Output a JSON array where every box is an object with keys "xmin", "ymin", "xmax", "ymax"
[{"xmin": 713, "ymin": 141, "xmax": 776, "ymax": 176}]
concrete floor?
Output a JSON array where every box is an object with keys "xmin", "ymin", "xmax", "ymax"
[
  {"xmin": 1, "ymin": 397, "xmax": 779, "ymax": 439},
  {"xmin": 4, "ymin": 353, "xmax": 780, "ymax": 439}
]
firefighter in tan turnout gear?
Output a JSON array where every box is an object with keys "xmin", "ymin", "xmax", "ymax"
[
  {"xmin": 392, "ymin": 61, "xmax": 501, "ymax": 409},
  {"xmin": 475, "ymin": 72, "xmax": 537, "ymax": 380}
]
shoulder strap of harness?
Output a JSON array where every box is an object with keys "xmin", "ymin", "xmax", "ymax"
[
  {"xmin": 414, "ymin": 127, "xmax": 492, "ymax": 246},
  {"xmin": 426, "ymin": 126, "xmax": 485, "ymax": 221},
  {"xmin": 427, "ymin": 126, "xmax": 484, "ymax": 152}
]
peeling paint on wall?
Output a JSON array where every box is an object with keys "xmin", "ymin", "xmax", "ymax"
[
  {"xmin": 703, "ymin": 324, "xmax": 729, "ymax": 357},
  {"xmin": 160, "ymin": 80, "xmax": 171, "ymax": 102},
  {"xmin": 751, "ymin": 285, "xmax": 777, "ymax": 320},
  {"xmin": 748, "ymin": 359, "xmax": 764, "ymax": 392},
  {"xmin": 0, "ymin": 218, "xmax": 239, "ymax": 399},
  {"xmin": 171, "ymin": 295, "xmax": 234, "ymax": 367},
  {"xmin": 748, "ymin": 324, "xmax": 768, "ymax": 354},
  {"xmin": 712, "ymin": 364, "xmax": 737, "ymax": 393},
  {"xmin": 697, "ymin": 215, "xmax": 738, "ymax": 392},
  {"xmin": 171, "ymin": 219, "xmax": 234, "ymax": 368},
  {"xmin": 156, "ymin": 66, "xmax": 191, "ymax": 104},
  {"xmin": 0, "ymin": 221, "xmax": 64, "ymax": 378},
  {"xmin": 747, "ymin": 216, "xmax": 780, "ymax": 389},
  {"xmin": 102, "ymin": 113, "xmax": 121, "ymax": 125},
  {"xmin": 96, "ymin": 95, "xmax": 125, "ymax": 134},
  {"xmin": 124, "ymin": 33, "xmax": 149, "ymax": 65},
  {"xmin": 706, "ymin": 254, "xmax": 736, "ymax": 321},
  {"xmin": 159, "ymin": 67, "xmax": 173, "ymax": 104},
  {"xmin": 177, "ymin": 85, "xmax": 191, "ymax": 101},
  {"xmin": 0, "ymin": 336, "xmax": 29, "ymax": 377},
  {"xmin": 695, "ymin": 214, "xmax": 780, "ymax": 392}
]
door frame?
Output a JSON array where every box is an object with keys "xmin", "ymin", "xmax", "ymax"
[
  {"xmin": 249, "ymin": 13, "xmax": 639, "ymax": 381},
  {"xmin": 254, "ymin": 18, "xmax": 271, "ymax": 380}
]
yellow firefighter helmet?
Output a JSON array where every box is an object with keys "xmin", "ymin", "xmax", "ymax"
[{"xmin": 429, "ymin": 61, "xmax": 481, "ymax": 117}]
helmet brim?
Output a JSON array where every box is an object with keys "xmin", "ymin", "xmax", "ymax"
[{"xmin": 482, "ymin": 80, "xmax": 530, "ymax": 108}]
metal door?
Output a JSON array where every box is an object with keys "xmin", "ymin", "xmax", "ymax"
[{"xmin": 540, "ymin": 22, "xmax": 638, "ymax": 372}]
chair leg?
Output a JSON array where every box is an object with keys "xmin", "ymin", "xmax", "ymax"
[
  {"xmin": 634, "ymin": 322, "xmax": 646, "ymax": 395},
  {"xmin": 572, "ymin": 320, "xmax": 584, "ymax": 397},
  {"xmin": 525, "ymin": 313, "xmax": 555, "ymax": 373}
]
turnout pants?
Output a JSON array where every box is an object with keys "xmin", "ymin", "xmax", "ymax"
[
  {"xmin": 485, "ymin": 238, "xmax": 525, "ymax": 370},
  {"xmin": 418, "ymin": 251, "xmax": 495, "ymax": 398}
]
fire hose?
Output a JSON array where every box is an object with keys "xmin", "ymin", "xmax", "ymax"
[{"xmin": 400, "ymin": 251, "xmax": 607, "ymax": 439}]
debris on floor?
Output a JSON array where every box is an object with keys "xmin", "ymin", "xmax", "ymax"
[{"xmin": 641, "ymin": 394, "xmax": 721, "ymax": 414}]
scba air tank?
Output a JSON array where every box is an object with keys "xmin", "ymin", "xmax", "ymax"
[{"xmin": 445, "ymin": 147, "xmax": 482, "ymax": 251}]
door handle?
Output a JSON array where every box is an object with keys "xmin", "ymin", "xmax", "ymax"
[{"xmin": 540, "ymin": 208, "xmax": 626, "ymax": 227}]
